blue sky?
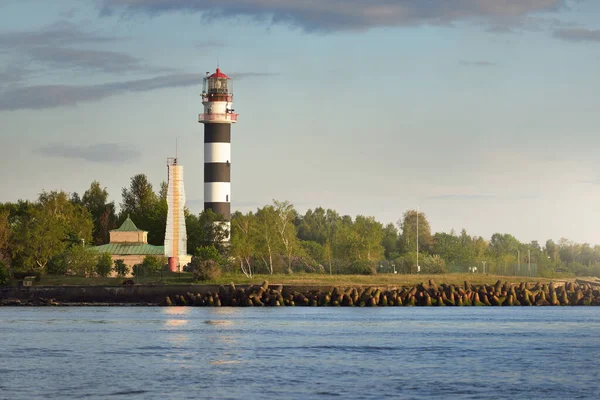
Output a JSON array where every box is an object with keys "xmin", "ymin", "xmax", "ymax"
[{"xmin": 1, "ymin": 0, "xmax": 600, "ymax": 244}]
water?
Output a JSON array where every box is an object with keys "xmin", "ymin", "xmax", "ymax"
[{"xmin": 1, "ymin": 307, "xmax": 599, "ymax": 399}]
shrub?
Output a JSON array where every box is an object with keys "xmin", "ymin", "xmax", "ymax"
[
  {"xmin": 95, "ymin": 253, "xmax": 113, "ymax": 277},
  {"xmin": 190, "ymin": 257, "xmax": 221, "ymax": 281},
  {"xmin": 12, "ymin": 270, "xmax": 41, "ymax": 281},
  {"xmin": 0, "ymin": 261, "xmax": 9, "ymax": 285},
  {"xmin": 345, "ymin": 260, "xmax": 377, "ymax": 275},
  {"xmin": 114, "ymin": 259, "xmax": 129, "ymax": 277},
  {"xmin": 132, "ymin": 263, "xmax": 144, "ymax": 277},
  {"xmin": 195, "ymin": 245, "xmax": 223, "ymax": 264},
  {"xmin": 421, "ymin": 255, "xmax": 448, "ymax": 274}
]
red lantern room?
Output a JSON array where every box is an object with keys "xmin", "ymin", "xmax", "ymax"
[{"xmin": 202, "ymin": 67, "xmax": 233, "ymax": 103}]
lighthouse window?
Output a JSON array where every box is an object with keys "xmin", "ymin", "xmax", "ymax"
[
  {"xmin": 226, "ymin": 195, "xmax": 229, "ymax": 202},
  {"xmin": 208, "ymin": 78, "xmax": 228, "ymax": 94}
]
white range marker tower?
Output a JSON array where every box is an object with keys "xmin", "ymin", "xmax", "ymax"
[
  {"xmin": 198, "ymin": 68, "xmax": 238, "ymax": 237},
  {"xmin": 164, "ymin": 157, "xmax": 188, "ymax": 271}
]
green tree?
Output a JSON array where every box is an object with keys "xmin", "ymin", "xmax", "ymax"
[
  {"xmin": 353, "ymin": 215, "xmax": 384, "ymax": 261},
  {"xmin": 230, "ymin": 211, "xmax": 256, "ymax": 278},
  {"xmin": 196, "ymin": 244, "xmax": 223, "ymax": 264},
  {"xmin": 95, "ymin": 253, "xmax": 113, "ymax": 277},
  {"xmin": 114, "ymin": 259, "xmax": 129, "ymax": 277},
  {"xmin": 381, "ymin": 223, "xmax": 398, "ymax": 260},
  {"xmin": 273, "ymin": 200, "xmax": 299, "ymax": 272},
  {"xmin": 82, "ymin": 181, "xmax": 116, "ymax": 244},
  {"xmin": 0, "ymin": 210, "xmax": 11, "ymax": 266},
  {"xmin": 120, "ymin": 174, "xmax": 166, "ymax": 245},
  {"xmin": 0, "ymin": 260, "xmax": 9, "ymax": 285},
  {"xmin": 196, "ymin": 209, "xmax": 229, "ymax": 251},
  {"xmin": 65, "ymin": 245, "xmax": 98, "ymax": 276},
  {"xmin": 398, "ymin": 210, "xmax": 433, "ymax": 254},
  {"xmin": 254, "ymin": 205, "xmax": 281, "ymax": 274},
  {"xmin": 141, "ymin": 255, "xmax": 165, "ymax": 275}
]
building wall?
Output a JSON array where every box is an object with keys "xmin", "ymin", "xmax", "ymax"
[
  {"xmin": 109, "ymin": 231, "xmax": 147, "ymax": 244},
  {"xmin": 108, "ymin": 255, "xmax": 146, "ymax": 278}
]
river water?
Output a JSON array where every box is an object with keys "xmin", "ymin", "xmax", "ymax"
[{"xmin": 1, "ymin": 307, "xmax": 599, "ymax": 399}]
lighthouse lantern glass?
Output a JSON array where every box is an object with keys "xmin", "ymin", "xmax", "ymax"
[{"xmin": 208, "ymin": 78, "xmax": 229, "ymax": 94}]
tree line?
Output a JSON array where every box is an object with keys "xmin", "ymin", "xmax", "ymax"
[{"xmin": 1, "ymin": 174, "xmax": 599, "ymax": 278}]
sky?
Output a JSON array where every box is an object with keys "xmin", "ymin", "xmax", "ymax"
[{"xmin": 1, "ymin": 0, "xmax": 600, "ymax": 245}]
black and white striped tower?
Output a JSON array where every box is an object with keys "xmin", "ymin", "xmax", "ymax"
[{"xmin": 198, "ymin": 68, "xmax": 238, "ymax": 237}]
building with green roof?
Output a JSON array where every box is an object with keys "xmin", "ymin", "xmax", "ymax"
[{"xmin": 91, "ymin": 216, "xmax": 164, "ymax": 277}]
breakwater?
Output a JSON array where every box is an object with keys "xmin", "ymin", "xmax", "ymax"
[{"xmin": 2, "ymin": 279, "xmax": 599, "ymax": 306}]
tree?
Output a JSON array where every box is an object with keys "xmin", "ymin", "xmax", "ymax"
[
  {"xmin": 196, "ymin": 244, "xmax": 223, "ymax": 264},
  {"xmin": 254, "ymin": 205, "xmax": 280, "ymax": 274},
  {"xmin": 114, "ymin": 259, "xmax": 129, "ymax": 277},
  {"xmin": 398, "ymin": 210, "xmax": 433, "ymax": 254},
  {"xmin": 230, "ymin": 211, "xmax": 256, "ymax": 278},
  {"xmin": 381, "ymin": 223, "xmax": 398, "ymax": 259},
  {"xmin": 14, "ymin": 192, "xmax": 93, "ymax": 273},
  {"xmin": 197, "ymin": 209, "xmax": 229, "ymax": 251},
  {"xmin": 0, "ymin": 261, "xmax": 9, "ymax": 285},
  {"xmin": 120, "ymin": 174, "xmax": 166, "ymax": 245},
  {"xmin": 0, "ymin": 210, "xmax": 10, "ymax": 266},
  {"xmin": 273, "ymin": 200, "xmax": 299, "ymax": 272},
  {"xmin": 65, "ymin": 245, "xmax": 98, "ymax": 276},
  {"xmin": 353, "ymin": 215, "xmax": 384, "ymax": 261},
  {"xmin": 95, "ymin": 253, "xmax": 113, "ymax": 277},
  {"xmin": 141, "ymin": 255, "xmax": 165, "ymax": 275},
  {"xmin": 82, "ymin": 181, "xmax": 116, "ymax": 244}
]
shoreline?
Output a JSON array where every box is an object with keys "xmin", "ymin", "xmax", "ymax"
[{"xmin": 2, "ymin": 279, "xmax": 599, "ymax": 307}]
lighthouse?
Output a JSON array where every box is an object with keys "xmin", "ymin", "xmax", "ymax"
[{"xmin": 198, "ymin": 68, "xmax": 238, "ymax": 237}]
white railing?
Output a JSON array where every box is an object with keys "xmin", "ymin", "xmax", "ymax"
[{"xmin": 198, "ymin": 113, "xmax": 238, "ymax": 122}]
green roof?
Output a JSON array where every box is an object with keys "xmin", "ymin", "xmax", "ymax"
[
  {"xmin": 113, "ymin": 216, "xmax": 145, "ymax": 232},
  {"xmin": 91, "ymin": 243, "xmax": 164, "ymax": 255}
]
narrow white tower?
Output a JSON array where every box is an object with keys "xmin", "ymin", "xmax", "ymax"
[
  {"xmin": 164, "ymin": 157, "xmax": 188, "ymax": 271},
  {"xmin": 198, "ymin": 68, "xmax": 238, "ymax": 237}
]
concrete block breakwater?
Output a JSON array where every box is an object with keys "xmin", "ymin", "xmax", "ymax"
[
  {"xmin": 163, "ymin": 280, "xmax": 600, "ymax": 307},
  {"xmin": 2, "ymin": 280, "xmax": 600, "ymax": 306}
]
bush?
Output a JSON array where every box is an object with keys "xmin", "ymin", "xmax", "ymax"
[
  {"xmin": 12, "ymin": 270, "xmax": 41, "ymax": 281},
  {"xmin": 421, "ymin": 255, "xmax": 448, "ymax": 274},
  {"xmin": 345, "ymin": 260, "xmax": 377, "ymax": 275},
  {"xmin": 0, "ymin": 261, "xmax": 9, "ymax": 285},
  {"xmin": 114, "ymin": 259, "xmax": 129, "ymax": 277},
  {"xmin": 195, "ymin": 245, "xmax": 223, "ymax": 264},
  {"xmin": 95, "ymin": 253, "xmax": 113, "ymax": 277},
  {"xmin": 190, "ymin": 258, "xmax": 221, "ymax": 281},
  {"xmin": 132, "ymin": 263, "xmax": 145, "ymax": 277}
]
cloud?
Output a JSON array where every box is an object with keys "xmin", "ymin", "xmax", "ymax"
[
  {"xmin": 0, "ymin": 21, "xmax": 116, "ymax": 48},
  {"xmin": 25, "ymin": 47, "xmax": 147, "ymax": 73},
  {"xmin": 0, "ymin": 71, "xmax": 275, "ymax": 110},
  {"xmin": 98, "ymin": 0, "xmax": 566, "ymax": 32},
  {"xmin": 554, "ymin": 28, "xmax": 600, "ymax": 42},
  {"xmin": 37, "ymin": 143, "xmax": 141, "ymax": 163},
  {"xmin": 0, "ymin": 21, "xmax": 153, "ymax": 75},
  {"xmin": 460, "ymin": 60, "xmax": 496, "ymax": 67},
  {"xmin": 426, "ymin": 193, "xmax": 539, "ymax": 201},
  {"xmin": 579, "ymin": 178, "xmax": 600, "ymax": 185}
]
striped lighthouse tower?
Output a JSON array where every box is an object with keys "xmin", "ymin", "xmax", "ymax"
[{"xmin": 198, "ymin": 68, "xmax": 238, "ymax": 237}]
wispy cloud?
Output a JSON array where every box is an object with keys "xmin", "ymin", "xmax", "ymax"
[
  {"xmin": 0, "ymin": 21, "xmax": 116, "ymax": 47},
  {"xmin": 0, "ymin": 71, "xmax": 276, "ymax": 110},
  {"xmin": 426, "ymin": 193, "xmax": 539, "ymax": 201},
  {"xmin": 36, "ymin": 143, "xmax": 141, "ymax": 163},
  {"xmin": 25, "ymin": 47, "xmax": 150, "ymax": 73},
  {"xmin": 460, "ymin": 60, "xmax": 496, "ymax": 67},
  {"xmin": 578, "ymin": 178, "xmax": 600, "ymax": 185},
  {"xmin": 554, "ymin": 28, "xmax": 600, "ymax": 42},
  {"xmin": 99, "ymin": 0, "xmax": 567, "ymax": 32}
]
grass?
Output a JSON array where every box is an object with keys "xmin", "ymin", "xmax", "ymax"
[{"xmin": 34, "ymin": 271, "xmax": 577, "ymax": 287}]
